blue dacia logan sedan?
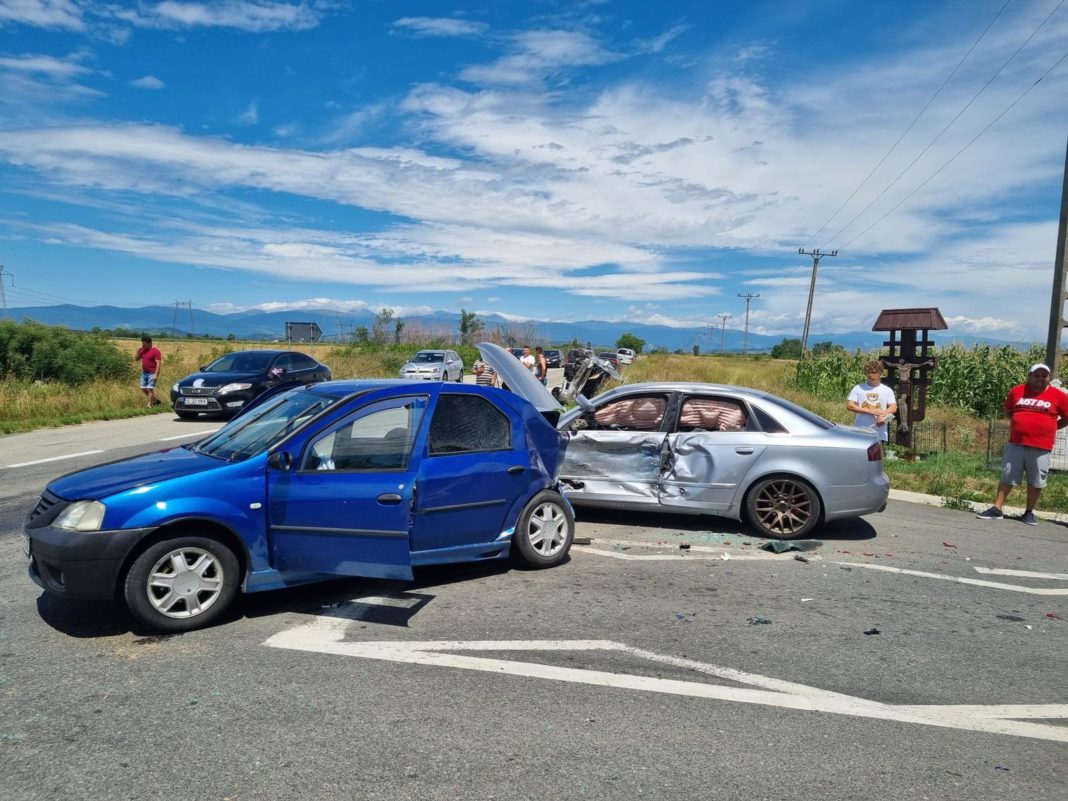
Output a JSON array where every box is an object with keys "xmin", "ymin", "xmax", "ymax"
[{"xmin": 24, "ymin": 345, "xmax": 573, "ymax": 632}]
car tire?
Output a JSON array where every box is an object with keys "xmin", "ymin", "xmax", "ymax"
[
  {"xmin": 175, "ymin": 410, "xmax": 199, "ymax": 420},
  {"xmin": 745, "ymin": 476, "xmax": 822, "ymax": 540},
  {"xmin": 511, "ymin": 490, "xmax": 574, "ymax": 568},
  {"xmin": 123, "ymin": 536, "xmax": 240, "ymax": 632},
  {"xmin": 456, "ymin": 369, "xmax": 463, "ymax": 383}
]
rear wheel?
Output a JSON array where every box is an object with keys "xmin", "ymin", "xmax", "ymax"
[
  {"xmin": 123, "ymin": 536, "xmax": 239, "ymax": 632},
  {"xmin": 745, "ymin": 477, "xmax": 821, "ymax": 539},
  {"xmin": 512, "ymin": 490, "xmax": 574, "ymax": 568}
]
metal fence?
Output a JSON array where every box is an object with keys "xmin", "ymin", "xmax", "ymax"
[{"xmin": 889, "ymin": 419, "xmax": 1010, "ymax": 468}]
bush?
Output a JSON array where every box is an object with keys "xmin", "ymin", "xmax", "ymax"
[{"xmin": 0, "ymin": 320, "xmax": 133, "ymax": 385}]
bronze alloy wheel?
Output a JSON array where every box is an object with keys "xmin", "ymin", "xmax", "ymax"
[{"xmin": 747, "ymin": 477, "xmax": 821, "ymax": 539}]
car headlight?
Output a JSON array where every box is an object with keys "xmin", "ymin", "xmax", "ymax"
[
  {"xmin": 53, "ymin": 501, "xmax": 106, "ymax": 532},
  {"xmin": 218, "ymin": 383, "xmax": 253, "ymax": 394},
  {"xmin": 172, "ymin": 382, "xmax": 179, "ymax": 393}
]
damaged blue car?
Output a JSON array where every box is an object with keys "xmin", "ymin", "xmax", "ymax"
[{"xmin": 24, "ymin": 344, "xmax": 573, "ymax": 632}]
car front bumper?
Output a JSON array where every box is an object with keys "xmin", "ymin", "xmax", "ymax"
[
  {"xmin": 171, "ymin": 390, "xmax": 256, "ymax": 414},
  {"xmin": 26, "ymin": 524, "xmax": 153, "ymax": 599}
]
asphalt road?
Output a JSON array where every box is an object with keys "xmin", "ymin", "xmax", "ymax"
[{"xmin": 1, "ymin": 413, "xmax": 1066, "ymax": 801}]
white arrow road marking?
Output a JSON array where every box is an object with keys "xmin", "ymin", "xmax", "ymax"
[
  {"xmin": 836, "ymin": 561, "xmax": 1068, "ymax": 595},
  {"xmin": 973, "ymin": 566, "xmax": 1068, "ymax": 580},
  {"xmin": 265, "ymin": 598, "xmax": 1068, "ymax": 743}
]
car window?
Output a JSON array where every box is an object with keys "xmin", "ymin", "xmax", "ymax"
[
  {"xmin": 412, "ymin": 352, "xmax": 444, "ymax": 363},
  {"xmin": 751, "ymin": 405, "xmax": 788, "ymax": 434},
  {"xmin": 290, "ymin": 353, "xmax": 317, "ymax": 370},
  {"xmin": 272, "ymin": 353, "xmax": 294, "ymax": 372},
  {"xmin": 429, "ymin": 395, "xmax": 511, "ymax": 455},
  {"xmin": 207, "ymin": 351, "xmax": 275, "ymax": 373},
  {"xmin": 677, "ymin": 397, "xmax": 749, "ymax": 432},
  {"xmin": 760, "ymin": 396, "xmax": 835, "ymax": 430},
  {"xmin": 587, "ymin": 395, "xmax": 667, "ymax": 431},
  {"xmin": 304, "ymin": 396, "xmax": 427, "ymax": 471}
]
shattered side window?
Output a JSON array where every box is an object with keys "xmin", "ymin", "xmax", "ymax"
[
  {"xmin": 592, "ymin": 395, "xmax": 667, "ymax": 431},
  {"xmin": 429, "ymin": 395, "xmax": 512, "ymax": 455},
  {"xmin": 678, "ymin": 397, "xmax": 748, "ymax": 432}
]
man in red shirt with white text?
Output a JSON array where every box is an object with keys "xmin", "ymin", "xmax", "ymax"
[{"xmin": 977, "ymin": 363, "xmax": 1068, "ymax": 525}]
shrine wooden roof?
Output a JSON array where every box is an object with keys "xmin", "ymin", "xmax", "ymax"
[{"xmin": 871, "ymin": 308, "xmax": 948, "ymax": 331}]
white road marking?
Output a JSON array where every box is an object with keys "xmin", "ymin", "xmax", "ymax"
[
  {"xmin": 158, "ymin": 430, "xmax": 218, "ymax": 441},
  {"xmin": 7, "ymin": 450, "xmax": 104, "ymax": 468},
  {"xmin": 836, "ymin": 561, "xmax": 1068, "ymax": 595},
  {"xmin": 574, "ymin": 538, "xmax": 812, "ymax": 561},
  {"xmin": 265, "ymin": 599, "xmax": 1068, "ymax": 743},
  {"xmin": 974, "ymin": 566, "xmax": 1068, "ymax": 581}
]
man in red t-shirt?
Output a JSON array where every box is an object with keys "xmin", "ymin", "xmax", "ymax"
[
  {"xmin": 977, "ymin": 363, "xmax": 1068, "ymax": 525},
  {"xmin": 135, "ymin": 335, "xmax": 163, "ymax": 408}
]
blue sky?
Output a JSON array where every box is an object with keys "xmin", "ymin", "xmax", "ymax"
[{"xmin": 0, "ymin": 1, "xmax": 1066, "ymax": 340}]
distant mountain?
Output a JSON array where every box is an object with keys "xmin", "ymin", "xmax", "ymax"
[{"xmin": 4, "ymin": 304, "xmax": 1024, "ymax": 353}]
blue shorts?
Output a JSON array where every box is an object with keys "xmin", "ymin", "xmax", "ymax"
[{"xmin": 140, "ymin": 372, "xmax": 158, "ymax": 390}]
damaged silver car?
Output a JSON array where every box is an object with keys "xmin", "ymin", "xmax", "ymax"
[{"xmin": 481, "ymin": 344, "xmax": 889, "ymax": 541}]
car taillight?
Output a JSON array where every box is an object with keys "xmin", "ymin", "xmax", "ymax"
[{"xmin": 867, "ymin": 442, "xmax": 883, "ymax": 462}]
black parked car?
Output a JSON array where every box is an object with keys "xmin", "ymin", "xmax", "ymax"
[
  {"xmin": 544, "ymin": 349, "xmax": 562, "ymax": 369},
  {"xmin": 170, "ymin": 349, "xmax": 331, "ymax": 419}
]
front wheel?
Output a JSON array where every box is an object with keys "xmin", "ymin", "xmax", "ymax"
[
  {"xmin": 745, "ymin": 477, "xmax": 821, "ymax": 539},
  {"xmin": 123, "ymin": 536, "xmax": 240, "ymax": 632},
  {"xmin": 512, "ymin": 490, "xmax": 574, "ymax": 568},
  {"xmin": 456, "ymin": 369, "xmax": 463, "ymax": 383}
]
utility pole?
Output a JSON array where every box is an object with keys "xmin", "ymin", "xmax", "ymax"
[
  {"xmin": 171, "ymin": 300, "xmax": 193, "ymax": 337},
  {"xmin": 798, "ymin": 247, "xmax": 837, "ymax": 354},
  {"xmin": 0, "ymin": 265, "xmax": 10, "ymax": 319},
  {"xmin": 737, "ymin": 294, "xmax": 760, "ymax": 355},
  {"xmin": 1046, "ymin": 136, "xmax": 1068, "ymax": 377},
  {"xmin": 716, "ymin": 313, "xmax": 732, "ymax": 353}
]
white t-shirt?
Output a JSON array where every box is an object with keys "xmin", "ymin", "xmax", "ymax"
[
  {"xmin": 848, "ymin": 382, "xmax": 896, "ymax": 441},
  {"xmin": 520, "ymin": 354, "xmax": 536, "ymax": 373}
]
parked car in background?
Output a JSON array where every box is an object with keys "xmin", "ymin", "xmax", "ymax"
[
  {"xmin": 509, "ymin": 348, "xmax": 524, "ymax": 359},
  {"xmin": 616, "ymin": 348, "xmax": 636, "ymax": 365},
  {"xmin": 25, "ymin": 347, "xmax": 573, "ymax": 632},
  {"xmin": 597, "ymin": 352, "xmax": 621, "ymax": 370},
  {"xmin": 399, "ymin": 350, "xmax": 464, "ymax": 382},
  {"xmin": 170, "ymin": 350, "xmax": 331, "ymax": 420},
  {"xmin": 544, "ymin": 349, "xmax": 563, "ymax": 369},
  {"xmin": 553, "ymin": 382, "xmax": 888, "ymax": 540}
]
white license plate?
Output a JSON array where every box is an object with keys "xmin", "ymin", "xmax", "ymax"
[
  {"xmin": 22, "ymin": 532, "xmax": 30, "ymax": 558},
  {"xmin": 185, "ymin": 398, "xmax": 209, "ymax": 406}
]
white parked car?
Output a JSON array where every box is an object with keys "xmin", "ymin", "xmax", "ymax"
[
  {"xmin": 616, "ymin": 348, "xmax": 636, "ymax": 365},
  {"xmin": 399, "ymin": 350, "xmax": 464, "ymax": 381}
]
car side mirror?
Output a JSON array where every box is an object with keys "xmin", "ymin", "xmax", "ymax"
[
  {"xmin": 268, "ymin": 451, "xmax": 293, "ymax": 471},
  {"xmin": 199, "ymin": 365, "xmax": 207, "ymax": 372}
]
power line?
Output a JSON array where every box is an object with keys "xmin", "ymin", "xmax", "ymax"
[
  {"xmin": 716, "ymin": 313, "xmax": 733, "ymax": 353},
  {"xmin": 841, "ymin": 46, "xmax": 1068, "ymax": 250},
  {"xmin": 736, "ymin": 293, "xmax": 760, "ymax": 355},
  {"xmin": 823, "ymin": 0, "xmax": 1066, "ymax": 249},
  {"xmin": 798, "ymin": 248, "xmax": 837, "ymax": 353},
  {"xmin": 0, "ymin": 265, "xmax": 10, "ymax": 319},
  {"xmin": 800, "ymin": 0, "xmax": 1011, "ymax": 248}
]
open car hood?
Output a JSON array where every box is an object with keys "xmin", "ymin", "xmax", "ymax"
[
  {"xmin": 555, "ymin": 350, "xmax": 623, "ymax": 405},
  {"xmin": 477, "ymin": 342, "xmax": 563, "ymax": 414}
]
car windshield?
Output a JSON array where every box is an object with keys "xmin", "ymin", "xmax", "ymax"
[
  {"xmin": 204, "ymin": 352, "xmax": 275, "ymax": 373},
  {"xmin": 410, "ymin": 352, "xmax": 445, "ymax": 364},
  {"xmin": 761, "ymin": 395, "xmax": 835, "ymax": 430},
  {"xmin": 192, "ymin": 388, "xmax": 344, "ymax": 461}
]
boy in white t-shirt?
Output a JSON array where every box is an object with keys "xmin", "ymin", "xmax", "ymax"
[{"xmin": 846, "ymin": 360, "xmax": 898, "ymax": 442}]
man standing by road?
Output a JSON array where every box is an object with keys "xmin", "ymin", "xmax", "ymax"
[
  {"xmin": 977, "ymin": 363, "xmax": 1068, "ymax": 525},
  {"xmin": 135, "ymin": 335, "xmax": 163, "ymax": 408},
  {"xmin": 535, "ymin": 346, "xmax": 549, "ymax": 386},
  {"xmin": 520, "ymin": 346, "xmax": 536, "ymax": 375},
  {"xmin": 846, "ymin": 360, "xmax": 897, "ymax": 442}
]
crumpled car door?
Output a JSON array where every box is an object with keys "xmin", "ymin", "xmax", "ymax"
[{"xmin": 559, "ymin": 430, "xmax": 667, "ymax": 507}]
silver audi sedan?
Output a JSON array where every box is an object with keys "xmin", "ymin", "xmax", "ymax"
[
  {"xmin": 555, "ymin": 382, "xmax": 889, "ymax": 539},
  {"xmin": 478, "ymin": 345, "xmax": 889, "ymax": 540}
]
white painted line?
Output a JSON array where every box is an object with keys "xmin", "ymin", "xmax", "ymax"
[
  {"xmin": 265, "ymin": 608, "xmax": 1068, "ymax": 743},
  {"xmin": 974, "ymin": 567, "xmax": 1068, "ymax": 581},
  {"xmin": 578, "ymin": 547, "xmax": 811, "ymax": 562},
  {"xmin": 158, "ymin": 429, "xmax": 218, "ymax": 441},
  {"xmin": 836, "ymin": 561, "xmax": 1068, "ymax": 595},
  {"xmin": 7, "ymin": 450, "xmax": 104, "ymax": 468}
]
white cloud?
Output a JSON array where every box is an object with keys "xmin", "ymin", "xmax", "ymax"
[
  {"xmin": 391, "ymin": 16, "xmax": 488, "ymax": 38},
  {"xmin": 239, "ymin": 100, "xmax": 258, "ymax": 125},
  {"xmin": 635, "ymin": 24, "xmax": 688, "ymax": 55},
  {"xmin": 0, "ymin": 0, "xmax": 84, "ymax": 29},
  {"xmin": 460, "ymin": 29, "xmax": 621, "ymax": 85},
  {"xmin": 130, "ymin": 75, "xmax": 165, "ymax": 89},
  {"xmin": 135, "ymin": 1, "xmax": 321, "ymax": 32},
  {"xmin": 0, "ymin": 53, "xmax": 89, "ymax": 76}
]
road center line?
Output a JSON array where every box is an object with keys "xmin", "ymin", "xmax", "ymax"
[
  {"xmin": 6, "ymin": 450, "xmax": 104, "ymax": 468},
  {"xmin": 974, "ymin": 566, "xmax": 1068, "ymax": 580},
  {"xmin": 836, "ymin": 561, "xmax": 1068, "ymax": 595},
  {"xmin": 158, "ymin": 430, "xmax": 218, "ymax": 441}
]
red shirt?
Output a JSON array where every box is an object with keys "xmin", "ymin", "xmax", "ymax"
[
  {"xmin": 1005, "ymin": 383, "xmax": 1068, "ymax": 450},
  {"xmin": 137, "ymin": 346, "xmax": 162, "ymax": 373}
]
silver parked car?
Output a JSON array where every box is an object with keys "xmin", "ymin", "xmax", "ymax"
[
  {"xmin": 480, "ymin": 345, "xmax": 888, "ymax": 539},
  {"xmin": 399, "ymin": 349, "xmax": 464, "ymax": 382}
]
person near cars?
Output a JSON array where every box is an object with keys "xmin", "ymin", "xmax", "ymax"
[
  {"xmin": 535, "ymin": 346, "xmax": 549, "ymax": 385},
  {"xmin": 473, "ymin": 359, "xmax": 497, "ymax": 387},
  {"xmin": 976, "ymin": 363, "xmax": 1068, "ymax": 525},
  {"xmin": 135, "ymin": 335, "xmax": 163, "ymax": 408},
  {"xmin": 846, "ymin": 360, "xmax": 897, "ymax": 442},
  {"xmin": 520, "ymin": 346, "xmax": 536, "ymax": 374}
]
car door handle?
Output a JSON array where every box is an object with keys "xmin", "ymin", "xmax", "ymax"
[
  {"xmin": 507, "ymin": 465, "xmax": 525, "ymax": 475},
  {"xmin": 735, "ymin": 447, "xmax": 755, "ymax": 455},
  {"xmin": 377, "ymin": 493, "xmax": 403, "ymax": 505}
]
